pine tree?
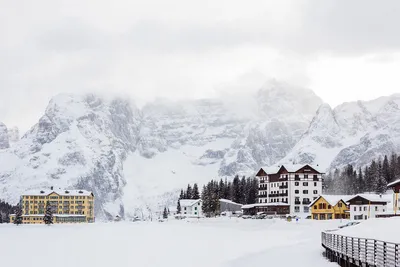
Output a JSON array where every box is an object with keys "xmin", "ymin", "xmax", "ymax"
[
  {"xmin": 201, "ymin": 185, "xmax": 210, "ymax": 216},
  {"xmin": 163, "ymin": 207, "xmax": 168, "ymax": 219},
  {"xmin": 176, "ymin": 200, "xmax": 181, "ymax": 214},
  {"xmin": 232, "ymin": 175, "xmax": 241, "ymax": 203},
  {"xmin": 179, "ymin": 189, "xmax": 185, "ymax": 200},
  {"xmin": 43, "ymin": 201, "xmax": 53, "ymax": 225},
  {"xmin": 186, "ymin": 184, "xmax": 193, "ymax": 199},
  {"xmin": 357, "ymin": 167, "xmax": 364, "ymax": 193},
  {"xmin": 389, "ymin": 153, "xmax": 398, "ymax": 182},
  {"xmin": 382, "ymin": 155, "xmax": 391, "ymax": 183},
  {"xmin": 192, "ymin": 183, "xmax": 200, "ymax": 199},
  {"xmin": 13, "ymin": 205, "xmax": 23, "ymax": 226},
  {"xmin": 0, "ymin": 213, "xmax": 3, "ymax": 224}
]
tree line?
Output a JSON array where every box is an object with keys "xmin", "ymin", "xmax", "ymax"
[
  {"xmin": 324, "ymin": 153, "xmax": 400, "ymax": 195},
  {"xmin": 176, "ymin": 176, "xmax": 258, "ymax": 217},
  {"xmin": 0, "ymin": 200, "xmax": 17, "ymax": 223}
]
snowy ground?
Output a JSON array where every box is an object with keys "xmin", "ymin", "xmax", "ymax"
[{"xmin": 0, "ymin": 217, "xmax": 341, "ymax": 267}]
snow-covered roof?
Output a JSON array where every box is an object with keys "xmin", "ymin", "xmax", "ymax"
[
  {"xmin": 168, "ymin": 206, "xmax": 178, "ymax": 212},
  {"xmin": 219, "ymin": 199, "xmax": 242, "ymax": 206},
  {"xmin": 242, "ymin": 202, "xmax": 290, "ymax": 209},
  {"xmin": 308, "ymin": 195, "xmax": 352, "ymax": 207},
  {"xmin": 23, "ymin": 189, "xmax": 93, "ymax": 197},
  {"xmin": 179, "ymin": 199, "xmax": 201, "ymax": 207},
  {"xmin": 259, "ymin": 164, "xmax": 323, "ymax": 175},
  {"xmin": 348, "ymin": 193, "xmax": 391, "ymax": 203},
  {"xmin": 388, "ymin": 179, "xmax": 400, "ymax": 187}
]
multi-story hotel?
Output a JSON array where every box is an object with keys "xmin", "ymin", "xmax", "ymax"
[
  {"xmin": 10, "ymin": 188, "xmax": 95, "ymax": 224},
  {"xmin": 255, "ymin": 164, "xmax": 324, "ymax": 215}
]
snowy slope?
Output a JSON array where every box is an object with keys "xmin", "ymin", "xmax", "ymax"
[
  {"xmin": 0, "ymin": 81, "xmax": 323, "ymax": 219},
  {"xmin": 279, "ymin": 94, "xmax": 400, "ymax": 171}
]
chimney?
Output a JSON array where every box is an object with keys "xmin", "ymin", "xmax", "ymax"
[{"xmin": 50, "ymin": 186, "xmax": 53, "ymax": 190}]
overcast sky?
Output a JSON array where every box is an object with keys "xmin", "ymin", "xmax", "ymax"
[{"xmin": 1, "ymin": 0, "xmax": 400, "ymax": 131}]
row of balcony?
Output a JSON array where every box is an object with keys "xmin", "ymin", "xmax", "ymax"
[{"xmin": 258, "ymin": 193, "xmax": 288, "ymax": 198}]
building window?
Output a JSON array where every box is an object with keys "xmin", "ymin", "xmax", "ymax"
[
  {"xmin": 328, "ymin": 205, "xmax": 331, "ymax": 209},
  {"xmin": 364, "ymin": 207, "xmax": 367, "ymax": 211},
  {"xmin": 184, "ymin": 207, "xmax": 187, "ymax": 210},
  {"xmin": 294, "ymin": 206, "xmax": 300, "ymax": 212},
  {"xmin": 313, "ymin": 190, "xmax": 318, "ymax": 194},
  {"xmin": 304, "ymin": 206, "xmax": 309, "ymax": 213},
  {"xmin": 303, "ymin": 190, "xmax": 308, "ymax": 194},
  {"xmin": 314, "ymin": 182, "xmax": 317, "ymax": 186},
  {"xmin": 295, "ymin": 175, "xmax": 300, "ymax": 180},
  {"xmin": 304, "ymin": 175, "xmax": 308, "ymax": 179},
  {"xmin": 303, "ymin": 182, "xmax": 308, "ymax": 186},
  {"xmin": 295, "ymin": 190, "xmax": 299, "ymax": 194},
  {"xmin": 314, "ymin": 205, "xmax": 318, "ymax": 210},
  {"xmin": 194, "ymin": 207, "xmax": 197, "ymax": 210},
  {"xmin": 338, "ymin": 202, "xmax": 342, "ymax": 208},
  {"xmin": 295, "ymin": 182, "xmax": 299, "ymax": 186},
  {"xmin": 359, "ymin": 207, "xmax": 362, "ymax": 211},
  {"xmin": 375, "ymin": 206, "xmax": 378, "ymax": 211},
  {"xmin": 194, "ymin": 212, "xmax": 197, "ymax": 215}
]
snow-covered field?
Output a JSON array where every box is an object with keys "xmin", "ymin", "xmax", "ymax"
[{"xmin": 0, "ymin": 218, "xmax": 341, "ymax": 267}]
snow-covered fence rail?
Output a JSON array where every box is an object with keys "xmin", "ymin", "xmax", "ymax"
[{"xmin": 321, "ymin": 232, "xmax": 400, "ymax": 267}]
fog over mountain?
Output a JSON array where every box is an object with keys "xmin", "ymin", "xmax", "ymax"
[{"xmin": 0, "ymin": 81, "xmax": 399, "ymax": 220}]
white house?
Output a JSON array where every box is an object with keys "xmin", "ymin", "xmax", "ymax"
[
  {"xmin": 347, "ymin": 194, "xmax": 390, "ymax": 220},
  {"xmin": 179, "ymin": 199, "xmax": 202, "ymax": 217},
  {"xmin": 256, "ymin": 164, "xmax": 324, "ymax": 215}
]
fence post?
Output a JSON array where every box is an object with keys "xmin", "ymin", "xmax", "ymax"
[
  {"xmin": 374, "ymin": 239, "xmax": 377, "ymax": 266},
  {"xmin": 383, "ymin": 242, "xmax": 386, "ymax": 267},
  {"xmin": 395, "ymin": 244, "xmax": 399, "ymax": 267}
]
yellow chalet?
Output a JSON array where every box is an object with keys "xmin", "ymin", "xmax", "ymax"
[
  {"xmin": 10, "ymin": 188, "xmax": 94, "ymax": 224},
  {"xmin": 309, "ymin": 195, "xmax": 350, "ymax": 220}
]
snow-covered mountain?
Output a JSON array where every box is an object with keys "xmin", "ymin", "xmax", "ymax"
[
  {"xmin": 279, "ymin": 94, "xmax": 400, "ymax": 171},
  {"xmin": 0, "ymin": 81, "xmax": 323, "ymax": 219},
  {"xmin": 0, "ymin": 122, "xmax": 10, "ymax": 149},
  {"xmin": 1, "ymin": 80, "xmax": 399, "ymax": 220}
]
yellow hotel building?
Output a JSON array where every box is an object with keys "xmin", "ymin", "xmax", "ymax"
[
  {"xmin": 10, "ymin": 189, "xmax": 95, "ymax": 224},
  {"xmin": 309, "ymin": 195, "xmax": 350, "ymax": 220}
]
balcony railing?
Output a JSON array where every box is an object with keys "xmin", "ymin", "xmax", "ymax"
[
  {"xmin": 302, "ymin": 200, "xmax": 311, "ymax": 205},
  {"xmin": 295, "ymin": 201, "xmax": 301, "ymax": 205},
  {"xmin": 279, "ymin": 185, "xmax": 288, "ymax": 189},
  {"xmin": 280, "ymin": 193, "xmax": 288, "ymax": 197}
]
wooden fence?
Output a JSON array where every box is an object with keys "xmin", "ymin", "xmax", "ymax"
[{"xmin": 321, "ymin": 232, "xmax": 400, "ymax": 266}]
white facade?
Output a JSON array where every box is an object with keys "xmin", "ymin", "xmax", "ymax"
[
  {"xmin": 350, "ymin": 204, "xmax": 387, "ymax": 220},
  {"xmin": 348, "ymin": 194, "xmax": 390, "ymax": 220},
  {"xmin": 179, "ymin": 199, "xmax": 202, "ymax": 217},
  {"xmin": 257, "ymin": 164, "xmax": 323, "ymax": 215}
]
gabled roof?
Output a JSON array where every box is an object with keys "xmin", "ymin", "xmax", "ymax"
[
  {"xmin": 23, "ymin": 189, "xmax": 93, "ymax": 197},
  {"xmin": 308, "ymin": 195, "xmax": 351, "ymax": 207},
  {"xmin": 347, "ymin": 194, "xmax": 390, "ymax": 203},
  {"xmin": 257, "ymin": 164, "xmax": 323, "ymax": 176},
  {"xmin": 219, "ymin": 199, "xmax": 242, "ymax": 206},
  {"xmin": 388, "ymin": 179, "xmax": 400, "ymax": 187},
  {"xmin": 179, "ymin": 199, "xmax": 201, "ymax": 207}
]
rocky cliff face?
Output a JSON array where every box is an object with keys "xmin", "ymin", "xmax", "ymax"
[
  {"xmin": 278, "ymin": 94, "xmax": 400, "ymax": 172},
  {"xmin": 0, "ymin": 122, "xmax": 10, "ymax": 149},
  {"xmin": 2, "ymin": 82, "xmax": 398, "ymax": 220}
]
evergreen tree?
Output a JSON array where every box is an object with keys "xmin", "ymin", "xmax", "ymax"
[
  {"xmin": 247, "ymin": 177, "xmax": 259, "ymax": 204},
  {"xmin": 389, "ymin": 153, "xmax": 398, "ymax": 182},
  {"xmin": 186, "ymin": 184, "xmax": 193, "ymax": 199},
  {"xmin": 356, "ymin": 167, "xmax": 365, "ymax": 193},
  {"xmin": 179, "ymin": 189, "xmax": 185, "ymax": 200},
  {"xmin": 201, "ymin": 185, "xmax": 211, "ymax": 216},
  {"xmin": 0, "ymin": 213, "xmax": 3, "ymax": 224},
  {"xmin": 218, "ymin": 179, "xmax": 226, "ymax": 199},
  {"xmin": 13, "ymin": 205, "xmax": 23, "ymax": 226},
  {"xmin": 43, "ymin": 201, "xmax": 53, "ymax": 225},
  {"xmin": 232, "ymin": 175, "xmax": 241, "ymax": 203},
  {"xmin": 176, "ymin": 200, "xmax": 181, "ymax": 214},
  {"xmin": 163, "ymin": 207, "xmax": 168, "ymax": 219},
  {"xmin": 192, "ymin": 183, "xmax": 200, "ymax": 199},
  {"xmin": 382, "ymin": 155, "xmax": 391, "ymax": 183}
]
